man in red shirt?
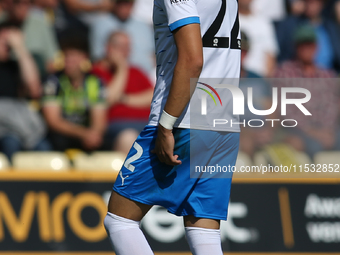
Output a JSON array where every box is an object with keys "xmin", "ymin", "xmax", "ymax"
[{"xmin": 92, "ymin": 31, "xmax": 154, "ymax": 154}]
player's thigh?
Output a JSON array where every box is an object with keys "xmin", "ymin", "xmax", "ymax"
[
  {"xmin": 183, "ymin": 215, "xmax": 220, "ymax": 230},
  {"xmin": 108, "ymin": 191, "xmax": 152, "ymax": 221}
]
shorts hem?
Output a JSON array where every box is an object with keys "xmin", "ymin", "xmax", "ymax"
[
  {"xmin": 113, "ymin": 187, "xmax": 228, "ymax": 221},
  {"xmin": 167, "ymin": 208, "xmax": 228, "ymax": 221},
  {"xmin": 113, "ymin": 187, "xmax": 156, "ymax": 206}
]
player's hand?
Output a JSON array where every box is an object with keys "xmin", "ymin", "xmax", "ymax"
[{"xmin": 151, "ymin": 125, "xmax": 182, "ymax": 166}]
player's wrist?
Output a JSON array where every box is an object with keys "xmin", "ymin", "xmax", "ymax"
[{"xmin": 159, "ymin": 110, "xmax": 178, "ymax": 130}]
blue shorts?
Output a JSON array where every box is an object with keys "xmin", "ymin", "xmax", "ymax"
[{"xmin": 113, "ymin": 125, "xmax": 240, "ymax": 220}]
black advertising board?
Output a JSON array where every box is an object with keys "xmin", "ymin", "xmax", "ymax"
[{"xmin": 0, "ymin": 172, "xmax": 339, "ymax": 253}]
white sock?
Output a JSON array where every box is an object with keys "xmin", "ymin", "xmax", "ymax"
[
  {"xmin": 104, "ymin": 212, "xmax": 154, "ymax": 255},
  {"xmin": 185, "ymin": 227, "xmax": 223, "ymax": 255}
]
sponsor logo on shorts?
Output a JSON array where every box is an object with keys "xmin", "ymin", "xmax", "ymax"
[{"xmin": 119, "ymin": 171, "xmax": 129, "ymax": 186}]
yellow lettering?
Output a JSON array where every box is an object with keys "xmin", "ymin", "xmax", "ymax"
[
  {"xmin": 0, "ymin": 190, "xmax": 109, "ymax": 244},
  {"xmin": 51, "ymin": 192, "xmax": 72, "ymax": 242},
  {"xmin": 0, "ymin": 192, "xmax": 36, "ymax": 242},
  {"xmin": 67, "ymin": 192, "xmax": 107, "ymax": 242},
  {"xmin": 37, "ymin": 192, "xmax": 52, "ymax": 242}
]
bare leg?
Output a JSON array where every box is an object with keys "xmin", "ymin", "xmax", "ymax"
[
  {"xmin": 108, "ymin": 191, "xmax": 152, "ymax": 220},
  {"xmin": 184, "ymin": 215, "xmax": 220, "ymax": 229}
]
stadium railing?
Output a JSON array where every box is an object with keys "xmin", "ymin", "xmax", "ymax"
[
  {"xmin": 0, "ymin": 152, "xmax": 9, "ymax": 171},
  {"xmin": 12, "ymin": 152, "xmax": 70, "ymax": 171},
  {"xmin": 314, "ymin": 151, "xmax": 340, "ymax": 165}
]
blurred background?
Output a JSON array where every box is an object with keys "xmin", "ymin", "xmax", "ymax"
[{"xmin": 0, "ymin": 0, "xmax": 339, "ymax": 254}]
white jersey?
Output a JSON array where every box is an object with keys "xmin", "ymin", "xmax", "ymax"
[{"xmin": 148, "ymin": 0, "xmax": 241, "ymax": 131}]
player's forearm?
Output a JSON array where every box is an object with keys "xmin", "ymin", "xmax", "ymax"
[
  {"xmin": 163, "ymin": 23, "xmax": 203, "ymax": 118},
  {"xmin": 163, "ymin": 58, "xmax": 202, "ymax": 117}
]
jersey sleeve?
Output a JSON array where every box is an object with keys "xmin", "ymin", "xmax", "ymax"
[{"xmin": 164, "ymin": 0, "xmax": 200, "ymax": 32}]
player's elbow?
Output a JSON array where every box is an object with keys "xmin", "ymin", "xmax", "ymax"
[
  {"xmin": 177, "ymin": 52, "xmax": 203, "ymax": 76},
  {"xmin": 186, "ymin": 56, "xmax": 203, "ymax": 75}
]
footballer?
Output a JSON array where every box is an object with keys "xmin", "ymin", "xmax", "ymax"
[{"xmin": 104, "ymin": 0, "xmax": 241, "ymax": 254}]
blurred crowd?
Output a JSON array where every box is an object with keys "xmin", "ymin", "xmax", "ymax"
[
  {"xmin": 239, "ymin": 0, "xmax": 340, "ymax": 163},
  {"xmin": 0, "ymin": 0, "xmax": 154, "ymax": 163},
  {"xmin": 0, "ymin": 0, "xmax": 339, "ymax": 165}
]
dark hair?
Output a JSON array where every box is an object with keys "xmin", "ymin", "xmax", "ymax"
[
  {"xmin": 59, "ymin": 31, "xmax": 89, "ymax": 54},
  {"xmin": 0, "ymin": 21, "xmax": 20, "ymax": 32}
]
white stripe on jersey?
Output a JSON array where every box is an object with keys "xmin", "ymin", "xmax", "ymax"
[{"xmin": 148, "ymin": 0, "xmax": 241, "ymax": 131}]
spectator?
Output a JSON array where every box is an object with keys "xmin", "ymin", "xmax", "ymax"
[
  {"xmin": 54, "ymin": 0, "xmax": 113, "ymax": 38},
  {"xmin": 42, "ymin": 35, "xmax": 107, "ymax": 152},
  {"xmin": 276, "ymin": 0, "xmax": 340, "ymax": 71},
  {"xmin": 32, "ymin": 0, "xmax": 59, "ymax": 24},
  {"xmin": 288, "ymin": 0, "xmax": 306, "ymax": 16},
  {"xmin": 63, "ymin": 0, "xmax": 112, "ymax": 17},
  {"xmin": 131, "ymin": 0, "xmax": 153, "ymax": 25},
  {"xmin": 0, "ymin": 24, "xmax": 50, "ymax": 161},
  {"xmin": 239, "ymin": 0, "xmax": 279, "ymax": 77},
  {"xmin": 0, "ymin": 1, "xmax": 7, "ymax": 14},
  {"xmin": 92, "ymin": 31, "xmax": 153, "ymax": 154},
  {"xmin": 251, "ymin": 0, "xmax": 286, "ymax": 21},
  {"xmin": 90, "ymin": 0, "xmax": 154, "ymax": 78},
  {"xmin": 275, "ymin": 25, "xmax": 340, "ymax": 157},
  {"xmin": 322, "ymin": 0, "xmax": 339, "ymax": 21},
  {"xmin": 0, "ymin": 0, "xmax": 60, "ymax": 76},
  {"xmin": 63, "ymin": 0, "xmax": 113, "ymax": 24},
  {"xmin": 336, "ymin": 0, "xmax": 340, "ymax": 24},
  {"xmin": 239, "ymin": 31, "xmax": 275, "ymax": 157}
]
